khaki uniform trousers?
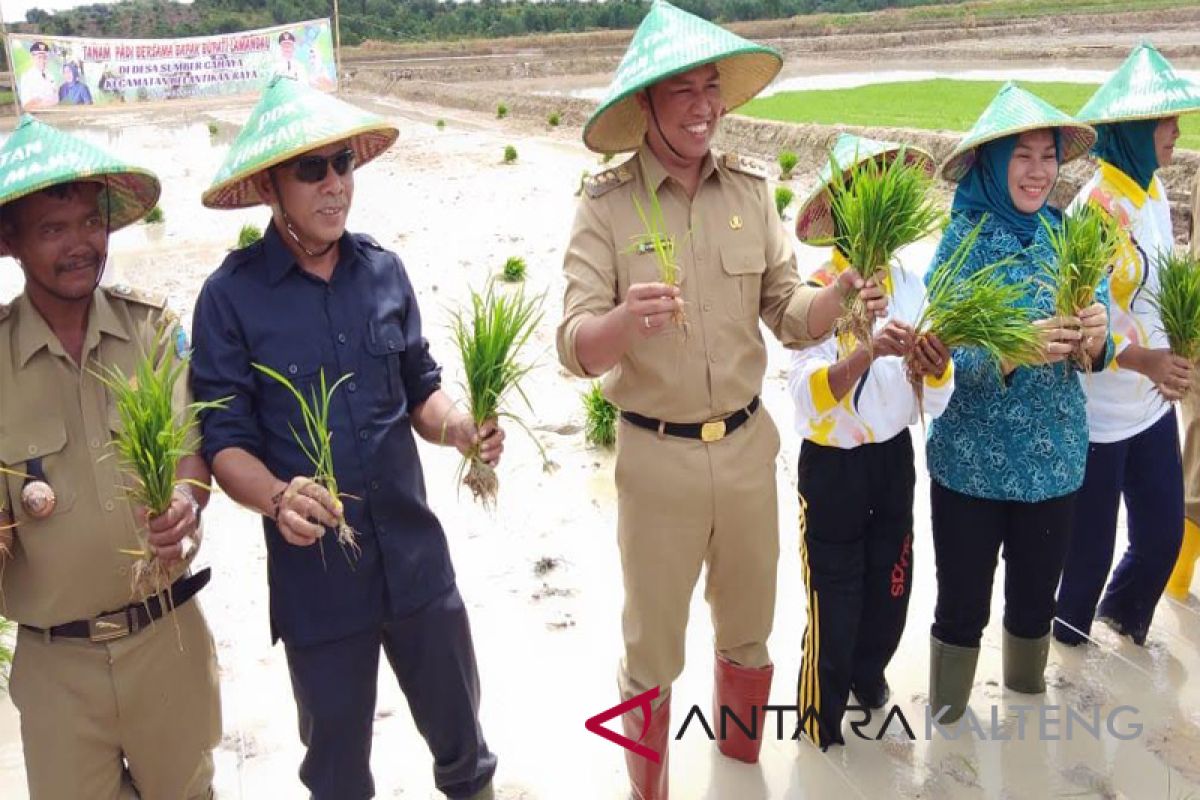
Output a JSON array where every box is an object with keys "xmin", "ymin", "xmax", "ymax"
[
  {"xmin": 10, "ymin": 598, "xmax": 222, "ymax": 800},
  {"xmin": 615, "ymin": 406, "xmax": 781, "ymax": 705}
]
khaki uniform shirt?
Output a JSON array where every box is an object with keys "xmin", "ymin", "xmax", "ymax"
[
  {"xmin": 0, "ymin": 286, "xmax": 191, "ymax": 627},
  {"xmin": 557, "ymin": 144, "xmax": 821, "ymax": 422}
]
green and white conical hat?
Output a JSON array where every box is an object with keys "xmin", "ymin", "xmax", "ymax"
[
  {"xmin": 795, "ymin": 133, "xmax": 935, "ymax": 244},
  {"xmin": 202, "ymin": 76, "xmax": 398, "ymax": 209},
  {"xmin": 0, "ymin": 115, "xmax": 160, "ymax": 255},
  {"xmin": 940, "ymin": 82, "xmax": 1096, "ymax": 183},
  {"xmin": 583, "ymin": 0, "xmax": 781, "ymax": 154},
  {"xmin": 1076, "ymin": 42, "xmax": 1200, "ymax": 125}
]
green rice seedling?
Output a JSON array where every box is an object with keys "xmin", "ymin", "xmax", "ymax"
[
  {"xmin": 237, "ymin": 224, "xmax": 263, "ymax": 249},
  {"xmin": 503, "ymin": 145, "xmax": 518, "ymax": 164},
  {"xmin": 775, "ymin": 186, "xmax": 795, "ymax": 218},
  {"xmin": 497, "ymin": 102, "xmax": 509, "ymax": 119},
  {"xmin": 829, "ymin": 148, "xmax": 944, "ymax": 349},
  {"xmin": 503, "ymin": 256, "xmax": 527, "ymax": 283},
  {"xmin": 1149, "ymin": 251, "xmax": 1200, "ymax": 363},
  {"xmin": 778, "ymin": 150, "xmax": 799, "ymax": 180},
  {"xmin": 548, "ymin": 111, "xmax": 561, "ymax": 127},
  {"xmin": 582, "ymin": 381, "xmax": 617, "ymax": 449},
  {"xmin": 206, "ymin": 121, "xmax": 219, "ymax": 137},
  {"xmin": 144, "ymin": 205, "xmax": 164, "ymax": 224},
  {"xmin": 601, "ymin": 153, "xmax": 614, "ymax": 165},
  {"xmin": 575, "ymin": 169, "xmax": 590, "ymax": 197},
  {"xmin": 94, "ymin": 325, "xmax": 229, "ymax": 609},
  {"xmin": 911, "ymin": 219, "xmax": 1041, "ymax": 402},
  {"xmin": 628, "ymin": 185, "xmax": 686, "ymax": 330},
  {"xmin": 252, "ymin": 364, "xmax": 358, "ymax": 559},
  {"xmin": 1041, "ymin": 203, "xmax": 1121, "ymax": 369},
  {"xmin": 450, "ymin": 282, "xmax": 547, "ymax": 507},
  {"xmin": 436, "ymin": 119, "xmax": 446, "ymax": 130}
]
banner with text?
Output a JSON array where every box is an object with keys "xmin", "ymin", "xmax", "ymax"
[{"xmin": 8, "ymin": 19, "xmax": 337, "ymax": 110}]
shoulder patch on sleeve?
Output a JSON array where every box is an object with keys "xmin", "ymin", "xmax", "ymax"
[
  {"xmin": 722, "ymin": 152, "xmax": 768, "ymax": 180},
  {"xmin": 104, "ymin": 284, "xmax": 167, "ymax": 309},
  {"xmin": 584, "ymin": 162, "xmax": 635, "ymax": 199}
]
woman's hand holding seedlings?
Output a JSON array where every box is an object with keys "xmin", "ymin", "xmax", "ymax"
[
  {"xmin": 1032, "ymin": 315, "xmax": 1083, "ymax": 366},
  {"xmin": 273, "ymin": 476, "xmax": 340, "ymax": 547},
  {"xmin": 1141, "ymin": 348, "xmax": 1193, "ymax": 401},
  {"xmin": 624, "ymin": 282, "xmax": 682, "ymax": 337},
  {"xmin": 871, "ymin": 320, "xmax": 915, "ymax": 359},
  {"xmin": 908, "ymin": 333, "xmax": 951, "ymax": 381},
  {"xmin": 1078, "ymin": 302, "xmax": 1108, "ymax": 361}
]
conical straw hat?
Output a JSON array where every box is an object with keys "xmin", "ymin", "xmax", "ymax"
[
  {"xmin": 202, "ymin": 76, "xmax": 398, "ymax": 209},
  {"xmin": 795, "ymin": 133, "xmax": 935, "ymax": 244},
  {"xmin": 583, "ymin": 0, "xmax": 781, "ymax": 154},
  {"xmin": 0, "ymin": 114, "xmax": 160, "ymax": 256},
  {"xmin": 1077, "ymin": 42, "xmax": 1200, "ymax": 125},
  {"xmin": 940, "ymin": 82, "xmax": 1096, "ymax": 183}
]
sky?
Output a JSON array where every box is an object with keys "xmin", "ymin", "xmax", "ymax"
[{"xmin": 1, "ymin": 0, "xmax": 192, "ymax": 28}]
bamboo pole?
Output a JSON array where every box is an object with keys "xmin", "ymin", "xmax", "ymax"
[
  {"xmin": 0, "ymin": 0, "xmax": 23, "ymax": 120},
  {"xmin": 332, "ymin": 0, "xmax": 342, "ymax": 94}
]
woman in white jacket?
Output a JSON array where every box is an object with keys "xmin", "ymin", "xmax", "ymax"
[
  {"xmin": 1055, "ymin": 43, "xmax": 1200, "ymax": 646},
  {"xmin": 789, "ymin": 134, "xmax": 955, "ymax": 748}
]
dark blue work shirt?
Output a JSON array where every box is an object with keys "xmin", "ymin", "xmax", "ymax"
[{"xmin": 190, "ymin": 224, "xmax": 455, "ymax": 647}]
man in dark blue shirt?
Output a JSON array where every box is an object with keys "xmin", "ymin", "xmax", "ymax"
[{"xmin": 190, "ymin": 77, "xmax": 500, "ymax": 800}]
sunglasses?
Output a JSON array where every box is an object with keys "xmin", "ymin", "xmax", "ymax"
[{"xmin": 286, "ymin": 148, "xmax": 356, "ymax": 183}]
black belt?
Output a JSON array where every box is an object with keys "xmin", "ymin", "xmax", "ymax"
[
  {"xmin": 621, "ymin": 397, "xmax": 761, "ymax": 443},
  {"xmin": 22, "ymin": 567, "xmax": 211, "ymax": 643}
]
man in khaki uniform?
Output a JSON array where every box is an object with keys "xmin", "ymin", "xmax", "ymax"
[
  {"xmin": 0, "ymin": 116, "xmax": 220, "ymax": 799},
  {"xmin": 557, "ymin": 4, "xmax": 885, "ymax": 796},
  {"xmin": 1170, "ymin": 167, "xmax": 1200, "ymax": 600}
]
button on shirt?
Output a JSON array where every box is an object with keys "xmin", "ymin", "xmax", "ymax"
[
  {"xmin": 557, "ymin": 145, "xmax": 820, "ymax": 422},
  {"xmin": 189, "ymin": 225, "xmax": 453, "ymax": 647}
]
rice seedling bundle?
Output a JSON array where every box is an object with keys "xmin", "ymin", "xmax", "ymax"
[
  {"xmin": 451, "ymin": 282, "xmax": 547, "ymax": 507},
  {"xmin": 775, "ymin": 186, "xmax": 795, "ymax": 218},
  {"xmin": 582, "ymin": 381, "xmax": 617, "ymax": 449},
  {"xmin": 1041, "ymin": 203, "xmax": 1121, "ymax": 369},
  {"xmin": 628, "ymin": 185, "xmax": 685, "ymax": 330},
  {"xmin": 778, "ymin": 150, "xmax": 798, "ymax": 180},
  {"xmin": 1150, "ymin": 251, "xmax": 1200, "ymax": 363},
  {"xmin": 909, "ymin": 219, "xmax": 1042, "ymax": 410},
  {"xmin": 252, "ymin": 365, "xmax": 358, "ymax": 560},
  {"xmin": 829, "ymin": 150, "xmax": 944, "ymax": 348},
  {"xmin": 95, "ymin": 325, "xmax": 229, "ymax": 602}
]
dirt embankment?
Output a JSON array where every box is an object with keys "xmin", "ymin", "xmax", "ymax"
[{"xmin": 344, "ymin": 73, "xmax": 1199, "ymax": 243}]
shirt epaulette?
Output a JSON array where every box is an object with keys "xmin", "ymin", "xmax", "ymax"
[
  {"xmin": 103, "ymin": 284, "xmax": 166, "ymax": 309},
  {"xmin": 722, "ymin": 152, "xmax": 768, "ymax": 180},
  {"xmin": 354, "ymin": 233, "xmax": 385, "ymax": 251},
  {"xmin": 584, "ymin": 162, "xmax": 635, "ymax": 199}
]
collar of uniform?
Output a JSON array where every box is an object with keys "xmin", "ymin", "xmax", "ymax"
[
  {"xmin": 1098, "ymin": 160, "xmax": 1161, "ymax": 209},
  {"xmin": 636, "ymin": 142, "xmax": 719, "ymax": 194},
  {"xmin": 262, "ymin": 222, "xmax": 357, "ymax": 286},
  {"xmin": 15, "ymin": 288, "xmax": 128, "ymax": 368}
]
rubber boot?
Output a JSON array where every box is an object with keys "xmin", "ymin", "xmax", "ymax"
[
  {"xmin": 1002, "ymin": 629, "xmax": 1050, "ymax": 694},
  {"xmin": 929, "ymin": 636, "xmax": 979, "ymax": 725},
  {"xmin": 713, "ymin": 653, "xmax": 774, "ymax": 764},
  {"xmin": 1166, "ymin": 518, "xmax": 1200, "ymax": 600},
  {"xmin": 465, "ymin": 784, "xmax": 495, "ymax": 800},
  {"xmin": 624, "ymin": 692, "xmax": 670, "ymax": 800}
]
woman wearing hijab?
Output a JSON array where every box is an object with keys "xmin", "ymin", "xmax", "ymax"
[
  {"xmin": 1055, "ymin": 44, "xmax": 1200, "ymax": 646},
  {"xmin": 57, "ymin": 62, "xmax": 93, "ymax": 105},
  {"xmin": 925, "ymin": 83, "xmax": 1109, "ymax": 723}
]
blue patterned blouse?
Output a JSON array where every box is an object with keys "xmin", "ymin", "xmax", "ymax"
[{"xmin": 925, "ymin": 210, "xmax": 1113, "ymax": 503}]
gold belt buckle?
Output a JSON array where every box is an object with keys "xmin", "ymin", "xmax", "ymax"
[
  {"xmin": 700, "ymin": 419, "xmax": 727, "ymax": 443},
  {"xmin": 88, "ymin": 612, "xmax": 130, "ymax": 642}
]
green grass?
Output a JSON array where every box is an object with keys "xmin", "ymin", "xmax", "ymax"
[
  {"xmin": 740, "ymin": 79, "xmax": 1200, "ymax": 151},
  {"xmin": 237, "ymin": 224, "xmax": 263, "ymax": 249},
  {"xmin": 502, "ymin": 255, "xmax": 527, "ymax": 282}
]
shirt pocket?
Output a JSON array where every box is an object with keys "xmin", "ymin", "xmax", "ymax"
[
  {"xmin": 0, "ymin": 421, "xmax": 77, "ymax": 524},
  {"xmin": 365, "ymin": 320, "xmax": 407, "ymax": 405},
  {"xmin": 254, "ymin": 346, "xmax": 325, "ymax": 424},
  {"xmin": 721, "ymin": 244, "xmax": 766, "ymax": 320}
]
